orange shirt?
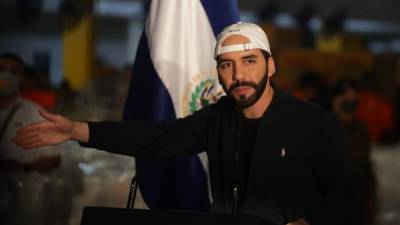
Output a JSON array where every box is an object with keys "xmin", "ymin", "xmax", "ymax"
[
  {"xmin": 356, "ymin": 91, "xmax": 394, "ymax": 142},
  {"xmin": 21, "ymin": 88, "xmax": 57, "ymax": 111}
]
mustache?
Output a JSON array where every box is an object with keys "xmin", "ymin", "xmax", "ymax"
[{"xmin": 228, "ymin": 81, "xmax": 257, "ymax": 93}]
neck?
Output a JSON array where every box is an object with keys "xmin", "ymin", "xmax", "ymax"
[{"xmin": 242, "ymin": 85, "xmax": 274, "ymax": 119}]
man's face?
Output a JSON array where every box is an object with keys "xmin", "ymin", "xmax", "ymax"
[
  {"xmin": 0, "ymin": 58, "xmax": 24, "ymax": 78},
  {"xmin": 216, "ymin": 35, "xmax": 274, "ymax": 108},
  {"xmin": 0, "ymin": 58, "xmax": 29, "ymax": 90},
  {"xmin": 0, "ymin": 71, "xmax": 19, "ymax": 99},
  {"xmin": 333, "ymin": 84, "xmax": 359, "ymax": 115}
]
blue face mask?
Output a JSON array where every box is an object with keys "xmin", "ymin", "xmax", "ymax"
[{"xmin": 0, "ymin": 71, "xmax": 19, "ymax": 98}]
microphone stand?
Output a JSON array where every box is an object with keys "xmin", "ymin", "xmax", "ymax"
[{"xmin": 126, "ymin": 176, "xmax": 138, "ymax": 209}]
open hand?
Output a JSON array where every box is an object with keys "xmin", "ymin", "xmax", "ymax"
[{"xmin": 13, "ymin": 110, "xmax": 74, "ymax": 149}]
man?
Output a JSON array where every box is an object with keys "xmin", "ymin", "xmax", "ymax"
[
  {"xmin": 0, "ymin": 53, "xmax": 26, "ymax": 86},
  {"xmin": 13, "ymin": 22, "xmax": 360, "ymax": 225}
]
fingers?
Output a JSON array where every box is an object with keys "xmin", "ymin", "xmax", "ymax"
[
  {"xmin": 13, "ymin": 121, "xmax": 54, "ymax": 149},
  {"xmin": 16, "ymin": 121, "xmax": 49, "ymax": 136},
  {"xmin": 13, "ymin": 128, "xmax": 59, "ymax": 149},
  {"xmin": 39, "ymin": 109, "xmax": 59, "ymax": 122},
  {"xmin": 12, "ymin": 131, "xmax": 40, "ymax": 149},
  {"xmin": 15, "ymin": 139, "xmax": 43, "ymax": 150},
  {"xmin": 18, "ymin": 140, "xmax": 48, "ymax": 150}
]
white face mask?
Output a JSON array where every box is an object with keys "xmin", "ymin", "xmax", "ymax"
[{"xmin": 0, "ymin": 71, "xmax": 19, "ymax": 98}]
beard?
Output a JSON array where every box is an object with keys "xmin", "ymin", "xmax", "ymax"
[{"xmin": 220, "ymin": 72, "xmax": 269, "ymax": 108}]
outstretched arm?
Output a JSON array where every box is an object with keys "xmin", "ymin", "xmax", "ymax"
[
  {"xmin": 13, "ymin": 110, "xmax": 89, "ymax": 149},
  {"xmin": 14, "ymin": 103, "xmax": 213, "ymax": 157}
]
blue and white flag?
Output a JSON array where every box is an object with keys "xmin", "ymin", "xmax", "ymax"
[{"xmin": 123, "ymin": 0, "xmax": 240, "ymax": 210}]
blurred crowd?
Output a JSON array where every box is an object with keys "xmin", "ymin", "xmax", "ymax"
[
  {"xmin": 258, "ymin": 5, "xmax": 398, "ymax": 225},
  {"xmin": 0, "ymin": 52, "xmax": 133, "ymax": 225}
]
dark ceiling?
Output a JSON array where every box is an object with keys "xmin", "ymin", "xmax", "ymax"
[
  {"xmin": 238, "ymin": 0, "xmax": 398, "ymax": 24},
  {"xmin": 0, "ymin": 0, "xmax": 398, "ymax": 24}
]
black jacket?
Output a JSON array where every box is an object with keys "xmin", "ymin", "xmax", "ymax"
[{"xmin": 82, "ymin": 89, "xmax": 360, "ymax": 225}]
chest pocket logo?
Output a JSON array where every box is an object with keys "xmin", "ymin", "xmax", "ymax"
[{"xmin": 280, "ymin": 147, "xmax": 286, "ymax": 158}]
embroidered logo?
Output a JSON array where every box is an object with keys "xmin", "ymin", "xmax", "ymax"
[{"xmin": 280, "ymin": 147, "xmax": 286, "ymax": 158}]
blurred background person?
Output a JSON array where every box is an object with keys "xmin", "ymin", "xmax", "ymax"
[
  {"xmin": 331, "ymin": 79, "xmax": 378, "ymax": 225},
  {"xmin": 355, "ymin": 72, "xmax": 395, "ymax": 144},
  {"xmin": 0, "ymin": 53, "xmax": 72, "ymax": 225},
  {"xmin": 293, "ymin": 70, "xmax": 330, "ymax": 110},
  {"xmin": 316, "ymin": 9, "xmax": 347, "ymax": 52},
  {"xmin": 0, "ymin": 53, "xmax": 57, "ymax": 111},
  {"xmin": 295, "ymin": 4, "xmax": 317, "ymax": 48}
]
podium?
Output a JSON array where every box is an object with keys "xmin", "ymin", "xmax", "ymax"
[{"xmin": 80, "ymin": 207, "xmax": 272, "ymax": 225}]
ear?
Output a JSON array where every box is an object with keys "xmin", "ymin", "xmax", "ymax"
[{"xmin": 267, "ymin": 57, "xmax": 276, "ymax": 78}]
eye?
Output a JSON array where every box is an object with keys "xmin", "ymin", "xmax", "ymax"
[
  {"xmin": 244, "ymin": 59, "xmax": 256, "ymax": 64},
  {"xmin": 218, "ymin": 61, "xmax": 232, "ymax": 70}
]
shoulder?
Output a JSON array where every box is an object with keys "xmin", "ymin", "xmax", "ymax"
[
  {"xmin": 18, "ymin": 97, "xmax": 43, "ymax": 110},
  {"xmin": 274, "ymin": 89, "xmax": 338, "ymax": 130},
  {"xmin": 276, "ymin": 89, "xmax": 325, "ymax": 113},
  {"xmin": 15, "ymin": 97, "xmax": 44, "ymax": 122}
]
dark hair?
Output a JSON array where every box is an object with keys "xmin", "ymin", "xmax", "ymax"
[
  {"xmin": 331, "ymin": 79, "xmax": 358, "ymax": 98},
  {"xmin": 261, "ymin": 50, "xmax": 271, "ymax": 61},
  {"xmin": 0, "ymin": 52, "xmax": 25, "ymax": 66}
]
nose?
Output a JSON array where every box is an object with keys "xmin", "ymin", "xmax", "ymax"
[{"xmin": 232, "ymin": 63, "xmax": 245, "ymax": 82}]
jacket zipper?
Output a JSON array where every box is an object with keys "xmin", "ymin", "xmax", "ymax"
[{"xmin": 231, "ymin": 114, "xmax": 242, "ymax": 214}]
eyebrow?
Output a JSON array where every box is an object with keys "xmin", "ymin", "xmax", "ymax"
[
  {"xmin": 241, "ymin": 54, "xmax": 258, "ymax": 60},
  {"xmin": 218, "ymin": 53, "xmax": 258, "ymax": 62},
  {"xmin": 216, "ymin": 53, "xmax": 260, "ymax": 67},
  {"xmin": 216, "ymin": 58, "xmax": 232, "ymax": 67}
]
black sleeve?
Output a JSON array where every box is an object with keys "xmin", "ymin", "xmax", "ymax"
[
  {"xmin": 304, "ymin": 113, "xmax": 362, "ymax": 225},
  {"xmin": 79, "ymin": 107, "xmax": 212, "ymax": 157}
]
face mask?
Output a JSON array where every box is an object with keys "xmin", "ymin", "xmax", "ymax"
[
  {"xmin": 340, "ymin": 100, "xmax": 358, "ymax": 114},
  {"xmin": 0, "ymin": 71, "xmax": 19, "ymax": 98}
]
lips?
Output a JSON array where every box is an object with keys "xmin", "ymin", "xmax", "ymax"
[
  {"xmin": 228, "ymin": 80, "xmax": 257, "ymax": 98},
  {"xmin": 232, "ymin": 86, "xmax": 252, "ymax": 96}
]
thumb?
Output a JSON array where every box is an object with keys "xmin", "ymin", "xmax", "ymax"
[{"xmin": 39, "ymin": 109, "xmax": 59, "ymax": 122}]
